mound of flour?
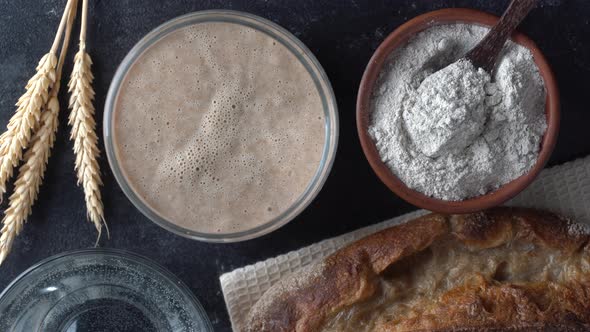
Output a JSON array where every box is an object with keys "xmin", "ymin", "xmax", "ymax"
[{"xmin": 369, "ymin": 24, "xmax": 547, "ymax": 201}]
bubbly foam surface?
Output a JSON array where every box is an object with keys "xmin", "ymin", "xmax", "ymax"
[{"xmin": 113, "ymin": 22, "xmax": 326, "ymax": 234}]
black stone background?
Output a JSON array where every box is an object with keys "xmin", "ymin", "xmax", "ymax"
[{"xmin": 0, "ymin": 0, "xmax": 588, "ymax": 330}]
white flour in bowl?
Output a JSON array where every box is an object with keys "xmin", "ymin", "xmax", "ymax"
[{"xmin": 369, "ymin": 24, "xmax": 547, "ymax": 201}]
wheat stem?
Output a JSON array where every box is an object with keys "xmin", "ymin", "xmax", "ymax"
[
  {"xmin": 50, "ymin": 0, "xmax": 75, "ymax": 54},
  {"xmin": 69, "ymin": 0, "xmax": 106, "ymax": 242},
  {"xmin": 80, "ymin": 0, "xmax": 88, "ymax": 42},
  {"xmin": 0, "ymin": 0, "xmax": 78, "ymax": 265},
  {"xmin": 52, "ymin": 0, "xmax": 76, "ymax": 97}
]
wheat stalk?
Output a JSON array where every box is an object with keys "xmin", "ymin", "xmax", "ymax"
[
  {"xmin": 0, "ymin": 0, "xmax": 78, "ymax": 199},
  {"xmin": 68, "ymin": 0, "xmax": 106, "ymax": 240},
  {"xmin": 0, "ymin": 0, "xmax": 78, "ymax": 265}
]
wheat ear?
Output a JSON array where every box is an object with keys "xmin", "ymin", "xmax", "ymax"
[
  {"xmin": 68, "ymin": 0, "xmax": 106, "ymax": 240},
  {"xmin": 0, "ymin": 0, "xmax": 78, "ymax": 199},
  {"xmin": 0, "ymin": 0, "xmax": 78, "ymax": 265},
  {"xmin": 0, "ymin": 55, "xmax": 56, "ymax": 198}
]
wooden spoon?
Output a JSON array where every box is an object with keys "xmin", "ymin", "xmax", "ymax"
[{"xmin": 466, "ymin": 0, "xmax": 538, "ymax": 73}]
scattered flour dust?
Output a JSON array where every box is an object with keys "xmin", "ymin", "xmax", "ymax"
[{"xmin": 369, "ymin": 24, "xmax": 547, "ymax": 201}]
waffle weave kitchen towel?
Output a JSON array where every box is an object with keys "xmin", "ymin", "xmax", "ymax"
[{"xmin": 220, "ymin": 155, "xmax": 590, "ymax": 331}]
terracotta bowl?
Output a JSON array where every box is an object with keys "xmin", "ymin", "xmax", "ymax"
[{"xmin": 357, "ymin": 8, "xmax": 560, "ymax": 214}]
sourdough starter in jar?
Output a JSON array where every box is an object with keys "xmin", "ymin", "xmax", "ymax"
[{"xmin": 112, "ymin": 22, "xmax": 325, "ymax": 234}]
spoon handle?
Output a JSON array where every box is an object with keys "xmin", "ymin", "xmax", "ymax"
[{"xmin": 466, "ymin": 0, "xmax": 538, "ymax": 72}]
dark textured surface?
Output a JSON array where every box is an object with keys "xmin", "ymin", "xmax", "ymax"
[{"xmin": 0, "ymin": 0, "xmax": 588, "ymax": 330}]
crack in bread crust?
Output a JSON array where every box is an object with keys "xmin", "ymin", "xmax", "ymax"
[{"xmin": 245, "ymin": 208, "xmax": 590, "ymax": 332}]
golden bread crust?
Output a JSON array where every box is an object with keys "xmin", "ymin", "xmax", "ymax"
[{"xmin": 245, "ymin": 208, "xmax": 590, "ymax": 332}]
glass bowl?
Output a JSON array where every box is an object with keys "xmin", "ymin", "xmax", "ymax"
[
  {"xmin": 104, "ymin": 10, "xmax": 339, "ymax": 242},
  {"xmin": 0, "ymin": 249, "xmax": 212, "ymax": 332}
]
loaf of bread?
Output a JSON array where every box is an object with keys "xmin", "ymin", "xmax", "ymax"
[{"xmin": 246, "ymin": 207, "xmax": 590, "ymax": 331}]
